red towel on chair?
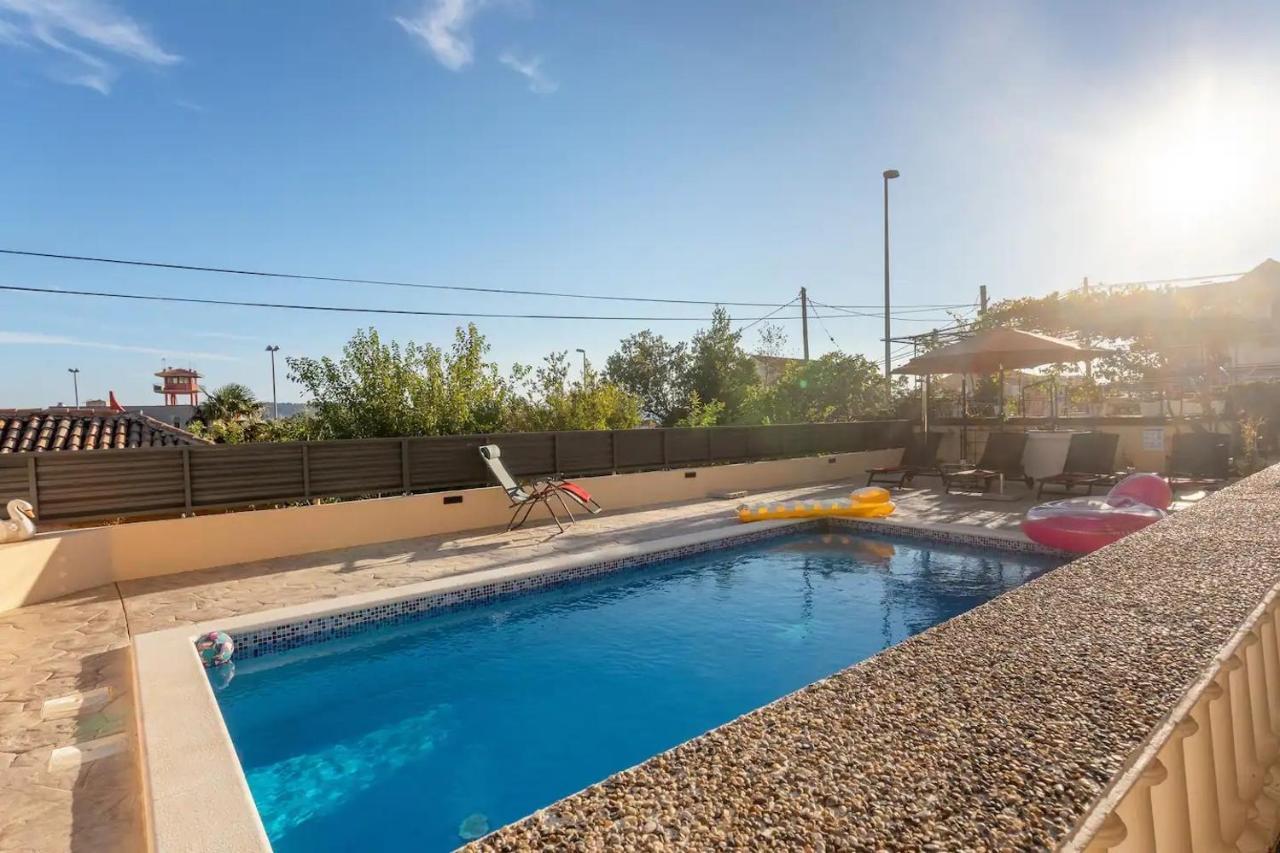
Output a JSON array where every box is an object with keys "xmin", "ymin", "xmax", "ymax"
[{"xmin": 557, "ymin": 481, "xmax": 601, "ymax": 513}]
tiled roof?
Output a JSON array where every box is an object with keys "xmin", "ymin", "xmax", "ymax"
[{"xmin": 0, "ymin": 409, "xmax": 211, "ymax": 453}]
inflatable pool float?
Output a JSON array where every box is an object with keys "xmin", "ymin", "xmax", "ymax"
[
  {"xmin": 1109, "ymin": 472, "xmax": 1173, "ymax": 510},
  {"xmin": 1021, "ymin": 495, "xmax": 1165, "ymax": 554},
  {"xmin": 738, "ymin": 487, "xmax": 895, "ymax": 523}
]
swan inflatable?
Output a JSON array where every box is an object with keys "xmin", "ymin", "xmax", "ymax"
[{"xmin": 1, "ymin": 499, "xmax": 36, "ymax": 544}]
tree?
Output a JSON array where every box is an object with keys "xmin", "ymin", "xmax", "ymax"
[
  {"xmin": 684, "ymin": 307, "xmax": 758, "ymax": 423},
  {"xmin": 673, "ymin": 390, "xmax": 725, "ymax": 427},
  {"xmin": 507, "ymin": 352, "xmax": 642, "ymax": 432},
  {"xmin": 197, "ymin": 383, "xmax": 260, "ymax": 423},
  {"xmin": 286, "ymin": 326, "xmax": 510, "ymax": 439},
  {"xmin": 754, "ymin": 323, "xmax": 789, "ymax": 358},
  {"xmin": 744, "ymin": 353, "xmax": 895, "ymax": 423},
  {"xmin": 604, "ymin": 330, "xmax": 689, "ymax": 425}
]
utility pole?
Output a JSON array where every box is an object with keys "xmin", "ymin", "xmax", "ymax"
[
  {"xmin": 575, "ymin": 348, "xmax": 588, "ymax": 383},
  {"xmin": 67, "ymin": 368, "xmax": 80, "ymax": 407},
  {"xmin": 799, "ymin": 287, "xmax": 810, "ymax": 361},
  {"xmin": 979, "ymin": 285, "xmax": 988, "ymax": 316}
]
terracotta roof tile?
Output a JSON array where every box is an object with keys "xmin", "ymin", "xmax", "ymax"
[{"xmin": 0, "ymin": 409, "xmax": 211, "ymax": 453}]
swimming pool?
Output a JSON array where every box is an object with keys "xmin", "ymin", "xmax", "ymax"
[{"xmin": 210, "ymin": 530, "xmax": 1060, "ymax": 851}]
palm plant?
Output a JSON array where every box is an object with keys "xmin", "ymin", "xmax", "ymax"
[{"xmin": 198, "ymin": 383, "xmax": 261, "ymax": 423}]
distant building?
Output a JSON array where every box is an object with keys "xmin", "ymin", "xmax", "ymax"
[
  {"xmin": 259, "ymin": 402, "xmax": 310, "ymax": 421},
  {"xmin": 154, "ymin": 367, "xmax": 203, "ymax": 406},
  {"xmin": 750, "ymin": 355, "xmax": 806, "ymax": 385},
  {"xmin": 1160, "ymin": 259, "xmax": 1280, "ymax": 384}
]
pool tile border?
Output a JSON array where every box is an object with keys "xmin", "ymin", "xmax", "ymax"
[{"xmin": 228, "ymin": 518, "xmax": 1064, "ymax": 661}]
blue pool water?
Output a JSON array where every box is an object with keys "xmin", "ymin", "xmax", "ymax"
[{"xmin": 211, "ymin": 532, "xmax": 1059, "ymax": 851}]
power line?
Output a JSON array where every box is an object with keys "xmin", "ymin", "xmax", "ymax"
[
  {"xmin": 810, "ymin": 298, "xmax": 964, "ymax": 323},
  {"xmin": 737, "ymin": 297, "xmax": 800, "ymax": 333},
  {"xmin": 1094, "ymin": 271, "xmax": 1245, "ymax": 289},
  {"xmin": 0, "ymin": 248, "xmax": 971, "ymax": 311},
  {"xmin": 805, "ymin": 301, "xmax": 842, "ymax": 351},
  {"xmin": 2, "ymin": 281, "xmax": 891, "ymax": 323},
  {"xmin": 809, "ymin": 299, "xmax": 968, "ymax": 318}
]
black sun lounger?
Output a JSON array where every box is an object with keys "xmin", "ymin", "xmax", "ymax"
[
  {"xmin": 1166, "ymin": 432, "xmax": 1230, "ymax": 494},
  {"xmin": 943, "ymin": 431, "xmax": 1033, "ymax": 494},
  {"xmin": 866, "ymin": 432, "xmax": 944, "ymax": 489},
  {"xmin": 1036, "ymin": 431, "xmax": 1121, "ymax": 499}
]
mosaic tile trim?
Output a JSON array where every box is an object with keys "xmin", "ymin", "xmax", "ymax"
[
  {"xmin": 219, "ymin": 518, "xmax": 1065, "ymax": 661},
  {"xmin": 226, "ymin": 522, "xmax": 818, "ymax": 660},
  {"xmin": 830, "ymin": 518, "xmax": 1070, "ymax": 558}
]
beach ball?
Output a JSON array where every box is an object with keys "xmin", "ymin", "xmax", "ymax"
[
  {"xmin": 197, "ymin": 630, "xmax": 235, "ymax": 667},
  {"xmin": 1108, "ymin": 473, "xmax": 1173, "ymax": 510}
]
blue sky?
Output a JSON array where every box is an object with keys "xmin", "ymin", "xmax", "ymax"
[{"xmin": 2, "ymin": 0, "xmax": 1278, "ymax": 408}]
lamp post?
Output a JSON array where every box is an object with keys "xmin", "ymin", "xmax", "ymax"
[
  {"xmin": 264, "ymin": 345, "xmax": 280, "ymax": 420},
  {"xmin": 67, "ymin": 368, "xmax": 80, "ymax": 407},
  {"xmin": 575, "ymin": 348, "xmax": 587, "ymax": 383},
  {"xmin": 882, "ymin": 168, "xmax": 900, "ymax": 409}
]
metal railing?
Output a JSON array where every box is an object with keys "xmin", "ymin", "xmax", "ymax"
[{"xmin": 0, "ymin": 420, "xmax": 910, "ymax": 524}]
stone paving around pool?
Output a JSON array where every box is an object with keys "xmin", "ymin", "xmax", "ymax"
[{"xmin": 0, "ymin": 479, "xmax": 1188, "ymax": 852}]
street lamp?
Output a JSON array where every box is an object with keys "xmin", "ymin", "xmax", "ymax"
[
  {"xmin": 265, "ymin": 345, "xmax": 280, "ymax": 420},
  {"xmin": 882, "ymin": 168, "xmax": 900, "ymax": 408},
  {"xmin": 575, "ymin": 348, "xmax": 587, "ymax": 383},
  {"xmin": 67, "ymin": 368, "xmax": 80, "ymax": 407}
]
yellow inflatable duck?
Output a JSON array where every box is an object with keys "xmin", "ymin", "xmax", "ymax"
[{"xmin": 737, "ymin": 487, "xmax": 895, "ymax": 523}]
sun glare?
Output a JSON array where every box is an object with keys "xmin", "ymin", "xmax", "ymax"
[{"xmin": 1114, "ymin": 74, "xmax": 1275, "ymax": 232}]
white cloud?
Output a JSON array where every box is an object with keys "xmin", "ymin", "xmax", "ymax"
[
  {"xmin": 499, "ymin": 49, "xmax": 556, "ymax": 94},
  {"xmin": 0, "ymin": 331, "xmax": 237, "ymax": 362},
  {"xmin": 0, "ymin": 0, "xmax": 178, "ymax": 94},
  {"xmin": 395, "ymin": 0, "xmax": 481, "ymax": 71}
]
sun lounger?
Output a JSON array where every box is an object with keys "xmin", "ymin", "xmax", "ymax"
[
  {"xmin": 1035, "ymin": 431, "xmax": 1121, "ymax": 499},
  {"xmin": 866, "ymin": 432, "xmax": 944, "ymax": 489},
  {"xmin": 479, "ymin": 444, "xmax": 603, "ymax": 532},
  {"xmin": 1166, "ymin": 432, "xmax": 1230, "ymax": 494},
  {"xmin": 943, "ymin": 431, "xmax": 1032, "ymax": 494}
]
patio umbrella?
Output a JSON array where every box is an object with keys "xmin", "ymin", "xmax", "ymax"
[
  {"xmin": 893, "ymin": 327, "xmax": 1110, "ymax": 457},
  {"xmin": 893, "ymin": 328, "xmax": 1111, "ymax": 377}
]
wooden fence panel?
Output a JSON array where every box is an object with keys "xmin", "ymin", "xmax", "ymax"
[
  {"xmin": 745, "ymin": 426, "xmax": 785, "ymax": 459},
  {"xmin": 612, "ymin": 429, "xmax": 664, "ymax": 471},
  {"xmin": 663, "ymin": 428, "xmax": 709, "ymax": 465},
  {"xmin": 0, "ymin": 457, "xmax": 29, "ymax": 512},
  {"xmin": 494, "ymin": 433, "xmax": 556, "ymax": 478},
  {"xmin": 556, "ymin": 431, "xmax": 615, "ymax": 476},
  {"xmin": 0, "ymin": 420, "xmax": 908, "ymax": 523},
  {"xmin": 708, "ymin": 427, "xmax": 750, "ymax": 463},
  {"xmin": 308, "ymin": 440, "xmax": 402, "ymax": 497},
  {"xmin": 32, "ymin": 451, "xmax": 186, "ymax": 520},
  {"xmin": 408, "ymin": 435, "xmax": 489, "ymax": 490},
  {"xmin": 189, "ymin": 444, "xmax": 305, "ymax": 507}
]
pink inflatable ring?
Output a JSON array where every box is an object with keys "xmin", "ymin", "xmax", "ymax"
[{"xmin": 1021, "ymin": 496, "xmax": 1165, "ymax": 554}]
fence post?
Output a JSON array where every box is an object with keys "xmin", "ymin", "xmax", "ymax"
[
  {"xmin": 26, "ymin": 455, "xmax": 39, "ymax": 517},
  {"xmin": 181, "ymin": 448, "xmax": 193, "ymax": 513},
  {"xmin": 553, "ymin": 432, "xmax": 561, "ymax": 474},
  {"xmin": 661, "ymin": 429, "xmax": 669, "ymax": 468},
  {"xmin": 610, "ymin": 430, "xmax": 618, "ymax": 473},
  {"xmin": 705, "ymin": 428, "xmax": 712, "ymax": 464},
  {"xmin": 302, "ymin": 444, "xmax": 311, "ymax": 500},
  {"xmin": 401, "ymin": 439, "xmax": 411, "ymax": 494}
]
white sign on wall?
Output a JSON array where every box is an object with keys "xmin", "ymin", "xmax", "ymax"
[{"xmin": 1142, "ymin": 427, "xmax": 1165, "ymax": 451}]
